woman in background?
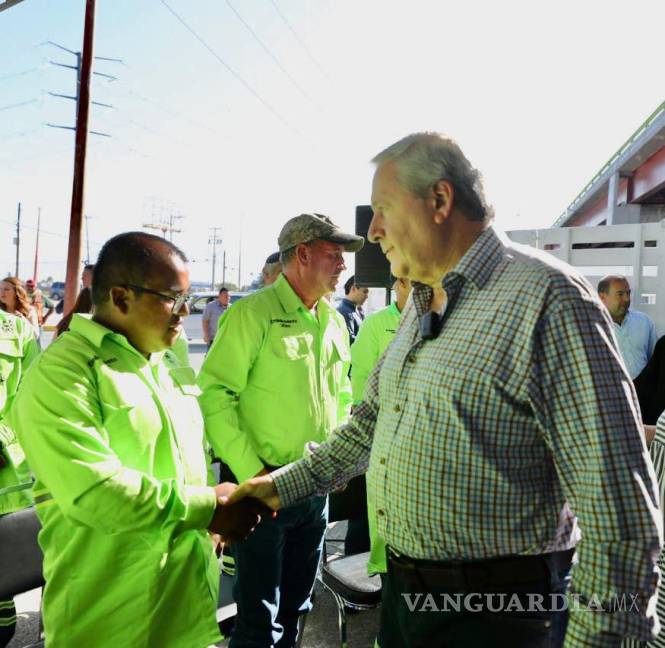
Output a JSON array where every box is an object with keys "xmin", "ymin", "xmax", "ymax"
[{"xmin": 0, "ymin": 277, "xmax": 39, "ymax": 335}]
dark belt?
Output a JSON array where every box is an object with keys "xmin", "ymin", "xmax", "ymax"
[{"xmin": 387, "ymin": 548, "xmax": 575, "ymax": 590}]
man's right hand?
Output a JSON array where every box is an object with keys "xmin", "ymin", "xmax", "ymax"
[
  {"xmin": 208, "ymin": 482, "xmax": 275, "ymax": 543},
  {"xmin": 225, "ymin": 474, "xmax": 281, "ymax": 511}
]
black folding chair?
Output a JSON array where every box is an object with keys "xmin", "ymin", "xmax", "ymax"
[{"xmin": 318, "ymin": 478, "xmax": 382, "ymax": 648}]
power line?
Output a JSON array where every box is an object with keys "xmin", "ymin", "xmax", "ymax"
[
  {"xmin": 268, "ymin": 0, "xmax": 329, "ymax": 80},
  {"xmin": 103, "ymin": 86, "xmax": 223, "ymax": 134},
  {"xmin": 225, "ymin": 0, "xmax": 313, "ymax": 103},
  {"xmin": 0, "ymin": 98, "xmax": 38, "ymax": 111},
  {"xmin": 0, "ymin": 66, "xmax": 40, "ymax": 81},
  {"xmin": 159, "ymin": 0, "xmax": 301, "ymax": 138},
  {"xmin": 0, "ymin": 216, "xmax": 103, "ymax": 244}
]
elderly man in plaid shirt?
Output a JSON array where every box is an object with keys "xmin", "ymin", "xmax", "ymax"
[{"xmin": 229, "ymin": 133, "xmax": 662, "ymax": 648}]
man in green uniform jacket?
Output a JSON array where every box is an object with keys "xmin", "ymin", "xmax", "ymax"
[
  {"xmin": 10, "ymin": 232, "xmax": 266, "ymax": 648},
  {"xmin": 199, "ymin": 213, "xmax": 362, "ymax": 647},
  {"xmin": 0, "ymin": 310, "xmax": 39, "ymax": 647},
  {"xmin": 350, "ymin": 277, "xmax": 410, "ymax": 577}
]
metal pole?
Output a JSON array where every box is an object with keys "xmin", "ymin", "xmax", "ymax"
[
  {"xmin": 222, "ymin": 250, "xmax": 227, "ymax": 287},
  {"xmin": 15, "ymin": 202, "xmax": 21, "ymax": 276},
  {"xmin": 211, "ymin": 239, "xmax": 217, "ymax": 290},
  {"xmin": 238, "ymin": 228, "xmax": 242, "ymax": 289},
  {"xmin": 63, "ymin": 0, "xmax": 96, "ymax": 312},
  {"xmin": 33, "ymin": 207, "xmax": 41, "ymax": 282}
]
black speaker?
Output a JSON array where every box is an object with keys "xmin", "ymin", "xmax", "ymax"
[{"xmin": 354, "ymin": 205, "xmax": 391, "ymax": 288}]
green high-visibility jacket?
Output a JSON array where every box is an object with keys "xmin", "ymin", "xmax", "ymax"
[
  {"xmin": 9, "ymin": 314, "xmax": 220, "ymax": 648},
  {"xmin": 350, "ymin": 302, "xmax": 402, "ymax": 575},
  {"xmin": 199, "ymin": 273, "xmax": 352, "ymax": 482},
  {"xmin": 0, "ymin": 311, "xmax": 39, "ymax": 515},
  {"xmin": 350, "ymin": 302, "xmax": 401, "ymax": 404}
]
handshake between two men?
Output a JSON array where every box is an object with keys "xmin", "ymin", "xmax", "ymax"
[{"xmin": 207, "ymin": 480, "xmax": 280, "ymax": 543}]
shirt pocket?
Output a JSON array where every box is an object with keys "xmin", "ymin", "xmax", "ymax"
[
  {"xmin": 271, "ymin": 333, "xmax": 313, "ymax": 360},
  {"xmin": 0, "ymin": 338, "xmax": 20, "ymax": 379},
  {"xmin": 97, "ymin": 369, "xmax": 163, "ymax": 462}
]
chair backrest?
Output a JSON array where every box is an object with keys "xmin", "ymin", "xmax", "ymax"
[{"xmin": 0, "ymin": 507, "xmax": 44, "ymax": 599}]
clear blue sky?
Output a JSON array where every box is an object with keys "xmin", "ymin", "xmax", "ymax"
[{"xmin": 1, "ymin": 0, "xmax": 664, "ymax": 285}]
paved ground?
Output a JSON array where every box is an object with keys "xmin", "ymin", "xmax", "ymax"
[{"xmin": 8, "ymin": 337, "xmax": 381, "ymax": 648}]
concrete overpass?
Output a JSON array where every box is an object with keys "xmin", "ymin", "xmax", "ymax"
[{"xmin": 554, "ymin": 100, "xmax": 665, "ymax": 228}]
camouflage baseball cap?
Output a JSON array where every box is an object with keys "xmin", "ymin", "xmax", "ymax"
[{"xmin": 278, "ymin": 213, "xmax": 364, "ymax": 253}]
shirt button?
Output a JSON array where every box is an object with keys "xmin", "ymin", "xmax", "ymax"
[
  {"xmin": 394, "ymin": 404, "xmax": 401, "ymax": 412},
  {"xmin": 407, "ymin": 355, "xmax": 416, "ymax": 363},
  {"xmin": 377, "ymin": 509, "xmax": 385, "ymax": 517},
  {"xmin": 379, "ymin": 457, "xmax": 386, "ymax": 465}
]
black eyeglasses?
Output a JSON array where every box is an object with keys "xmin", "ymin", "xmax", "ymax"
[{"xmin": 125, "ymin": 284, "xmax": 189, "ymax": 314}]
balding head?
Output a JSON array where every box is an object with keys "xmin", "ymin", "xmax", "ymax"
[{"xmin": 92, "ymin": 232, "xmax": 188, "ymax": 307}]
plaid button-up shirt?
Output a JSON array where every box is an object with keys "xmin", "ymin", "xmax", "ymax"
[{"xmin": 273, "ymin": 226, "xmax": 662, "ymax": 645}]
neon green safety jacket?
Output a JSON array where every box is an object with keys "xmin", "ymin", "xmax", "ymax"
[
  {"xmin": 9, "ymin": 314, "xmax": 220, "ymax": 648},
  {"xmin": 0, "ymin": 311, "xmax": 39, "ymax": 515},
  {"xmin": 199, "ymin": 273, "xmax": 353, "ymax": 482},
  {"xmin": 350, "ymin": 302, "xmax": 402, "ymax": 575},
  {"xmin": 350, "ymin": 302, "xmax": 401, "ymax": 404}
]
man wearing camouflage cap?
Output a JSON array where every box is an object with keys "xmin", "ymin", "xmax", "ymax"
[{"xmin": 199, "ymin": 213, "xmax": 362, "ymax": 647}]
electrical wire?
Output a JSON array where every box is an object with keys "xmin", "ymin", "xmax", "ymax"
[
  {"xmin": 0, "ymin": 98, "xmax": 38, "ymax": 111},
  {"xmin": 225, "ymin": 0, "xmax": 313, "ymax": 103},
  {"xmin": 158, "ymin": 0, "xmax": 302, "ymax": 138},
  {"xmin": 0, "ymin": 66, "xmax": 40, "ymax": 81},
  {"xmin": 268, "ymin": 0, "xmax": 329, "ymax": 80}
]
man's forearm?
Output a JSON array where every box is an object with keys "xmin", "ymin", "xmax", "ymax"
[{"xmin": 272, "ymin": 415, "xmax": 373, "ymax": 507}]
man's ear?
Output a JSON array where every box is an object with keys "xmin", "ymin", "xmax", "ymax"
[
  {"xmin": 431, "ymin": 179, "xmax": 454, "ymax": 224},
  {"xmin": 296, "ymin": 243, "xmax": 310, "ymax": 266},
  {"xmin": 110, "ymin": 286, "xmax": 131, "ymax": 315}
]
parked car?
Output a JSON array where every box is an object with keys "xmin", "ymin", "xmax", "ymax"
[
  {"xmin": 49, "ymin": 281, "xmax": 66, "ymax": 301},
  {"xmin": 186, "ymin": 291, "xmax": 249, "ymax": 314},
  {"xmin": 184, "ymin": 291, "xmax": 252, "ymax": 341}
]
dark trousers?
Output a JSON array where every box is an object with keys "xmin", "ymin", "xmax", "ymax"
[
  {"xmin": 229, "ymin": 495, "xmax": 328, "ymax": 648},
  {"xmin": 379, "ymin": 551, "xmax": 571, "ymax": 648},
  {"xmin": 342, "ymin": 475, "xmax": 370, "ymax": 555}
]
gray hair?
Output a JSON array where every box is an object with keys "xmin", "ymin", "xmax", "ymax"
[
  {"xmin": 280, "ymin": 241, "xmax": 314, "ymax": 267},
  {"xmin": 371, "ymin": 133, "xmax": 494, "ymax": 223},
  {"xmin": 598, "ymin": 275, "xmax": 628, "ymax": 294},
  {"xmin": 279, "ymin": 246, "xmax": 297, "ymax": 266}
]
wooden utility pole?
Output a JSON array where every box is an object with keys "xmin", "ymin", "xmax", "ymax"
[
  {"xmin": 33, "ymin": 207, "xmax": 41, "ymax": 282},
  {"xmin": 63, "ymin": 0, "xmax": 96, "ymax": 312},
  {"xmin": 237, "ymin": 226, "xmax": 242, "ymax": 289},
  {"xmin": 14, "ymin": 202, "xmax": 21, "ymax": 277},
  {"xmin": 208, "ymin": 227, "xmax": 222, "ymax": 290}
]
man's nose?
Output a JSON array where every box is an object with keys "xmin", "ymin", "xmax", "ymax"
[{"xmin": 367, "ymin": 211, "xmax": 381, "ymax": 243}]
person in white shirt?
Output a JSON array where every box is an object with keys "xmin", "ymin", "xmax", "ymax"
[{"xmin": 598, "ymin": 275, "xmax": 657, "ymax": 379}]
